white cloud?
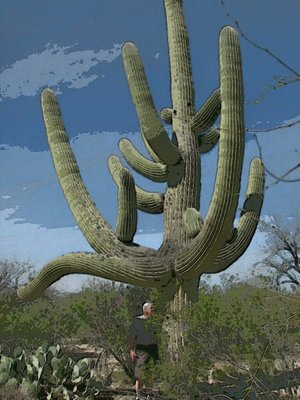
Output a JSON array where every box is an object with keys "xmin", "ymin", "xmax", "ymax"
[
  {"xmin": 0, "ymin": 43, "xmax": 122, "ymax": 99},
  {"xmin": 0, "ymin": 207, "xmax": 93, "ymax": 292},
  {"xmin": 1, "ymin": 195, "xmax": 10, "ymax": 199},
  {"xmin": 0, "ymin": 207, "xmax": 92, "ymax": 266},
  {"xmin": 0, "ymin": 131, "xmax": 165, "ymax": 230},
  {"xmin": 135, "ymin": 232, "xmax": 163, "ymax": 249}
]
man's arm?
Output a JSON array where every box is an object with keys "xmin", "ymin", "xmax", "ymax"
[
  {"xmin": 129, "ymin": 333, "xmax": 136, "ymax": 350},
  {"xmin": 129, "ymin": 320, "xmax": 138, "ymax": 362}
]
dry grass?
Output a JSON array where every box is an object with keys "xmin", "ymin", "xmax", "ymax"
[{"xmin": 0, "ymin": 385, "xmax": 31, "ymax": 400}]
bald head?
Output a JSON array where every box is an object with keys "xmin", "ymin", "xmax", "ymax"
[{"xmin": 142, "ymin": 302, "xmax": 155, "ymax": 318}]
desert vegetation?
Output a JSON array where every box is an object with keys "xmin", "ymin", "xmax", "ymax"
[{"xmin": 1, "ymin": 261, "xmax": 299, "ymax": 399}]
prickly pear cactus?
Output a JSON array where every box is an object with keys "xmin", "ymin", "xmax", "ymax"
[
  {"xmin": 17, "ymin": 0, "xmax": 264, "ymax": 353},
  {"xmin": 0, "ymin": 344, "xmax": 111, "ymax": 399}
]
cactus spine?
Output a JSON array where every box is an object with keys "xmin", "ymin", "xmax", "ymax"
[{"xmin": 17, "ymin": 0, "xmax": 264, "ymax": 353}]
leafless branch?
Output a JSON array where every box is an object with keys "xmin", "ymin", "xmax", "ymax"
[
  {"xmin": 258, "ymin": 293, "xmax": 300, "ymax": 304},
  {"xmin": 220, "ymin": 0, "xmax": 300, "ymax": 78},
  {"xmin": 211, "ymin": 395, "xmax": 234, "ymax": 400},
  {"xmin": 228, "ymin": 358, "xmax": 276, "ymax": 399},
  {"xmin": 246, "ymin": 119, "xmax": 300, "ymax": 133},
  {"xmin": 260, "ymin": 315, "xmax": 297, "ymax": 328},
  {"xmin": 253, "ymin": 133, "xmax": 300, "ymax": 186},
  {"xmin": 242, "ymin": 312, "xmax": 300, "ymax": 399}
]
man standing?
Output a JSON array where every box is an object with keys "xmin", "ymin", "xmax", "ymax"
[{"xmin": 129, "ymin": 302, "xmax": 159, "ymax": 400}]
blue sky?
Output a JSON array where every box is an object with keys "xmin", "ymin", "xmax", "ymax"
[{"xmin": 1, "ymin": 0, "xmax": 299, "ymax": 291}]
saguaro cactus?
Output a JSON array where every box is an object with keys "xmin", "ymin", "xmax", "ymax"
[{"xmin": 18, "ymin": 0, "xmax": 264, "ymax": 326}]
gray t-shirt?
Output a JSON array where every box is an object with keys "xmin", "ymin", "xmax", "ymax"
[{"xmin": 129, "ymin": 315, "xmax": 157, "ymax": 346}]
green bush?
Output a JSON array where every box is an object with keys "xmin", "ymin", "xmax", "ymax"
[
  {"xmin": 151, "ymin": 283, "xmax": 299, "ymax": 399},
  {"xmin": 64, "ymin": 282, "xmax": 157, "ymax": 380},
  {"xmin": 1, "ymin": 277, "xmax": 298, "ymax": 398}
]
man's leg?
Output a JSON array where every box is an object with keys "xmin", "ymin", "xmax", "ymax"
[
  {"xmin": 143, "ymin": 358, "xmax": 155, "ymax": 398},
  {"xmin": 135, "ymin": 377, "xmax": 143, "ymax": 399},
  {"xmin": 145, "ymin": 350, "xmax": 160, "ymax": 399},
  {"xmin": 135, "ymin": 351, "xmax": 148, "ymax": 399}
]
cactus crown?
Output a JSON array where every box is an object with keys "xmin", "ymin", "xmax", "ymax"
[{"xmin": 17, "ymin": 0, "xmax": 264, "ymax": 303}]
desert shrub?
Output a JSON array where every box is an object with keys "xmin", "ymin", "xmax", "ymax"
[
  {"xmin": 0, "ymin": 384, "xmax": 31, "ymax": 400},
  {"xmin": 0, "ymin": 292, "xmax": 70, "ymax": 352},
  {"xmin": 2, "ymin": 274, "xmax": 298, "ymax": 398},
  {"xmin": 151, "ymin": 283, "xmax": 300, "ymax": 399},
  {"xmin": 63, "ymin": 281, "xmax": 157, "ymax": 380}
]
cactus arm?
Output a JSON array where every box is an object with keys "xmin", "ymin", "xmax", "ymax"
[
  {"xmin": 17, "ymin": 252, "xmax": 171, "ymax": 301},
  {"xmin": 135, "ymin": 187, "xmax": 164, "ymax": 213},
  {"xmin": 207, "ymin": 158, "xmax": 265, "ymax": 273},
  {"xmin": 115, "ymin": 169, "xmax": 137, "ymax": 242},
  {"xmin": 119, "ymin": 138, "xmax": 184, "ymax": 187},
  {"xmin": 191, "ymin": 89, "xmax": 221, "ymax": 133},
  {"xmin": 181, "ymin": 276, "xmax": 201, "ymax": 303},
  {"xmin": 198, "ymin": 128, "xmax": 220, "ymax": 153},
  {"xmin": 142, "ymin": 135, "xmax": 162, "ymax": 164},
  {"xmin": 165, "ymin": 0, "xmax": 195, "ymax": 115},
  {"xmin": 184, "ymin": 208, "xmax": 203, "ymax": 238},
  {"xmin": 160, "ymin": 108, "xmax": 173, "ymax": 125},
  {"xmin": 107, "ymin": 154, "xmax": 126, "ymax": 182},
  {"xmin": 119, "ymin": 138, "xmax": 168, "ymax": 182},
  {"xmin": 175, "ymin": 26, "xmax": 245, "ymax": 279},
  {"xmin": 41, "ymin": 89, "xmax": 122, "ymax": 256},
  {"xmin": 108, "ymin": 155, "xmax": 164, "ymax": 214},
  {"xmin": 122, "ymin": 42, "xmax": 181, "ymax": 166},
  {"xmin": 42, "ymin": 89, "xmax": 158, "ymax": 259},
  {"xmin": 241, "ymin": 158, "xmax": 265, "ymax": 216}
]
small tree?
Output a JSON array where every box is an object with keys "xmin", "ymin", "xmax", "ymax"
[
  {"xmin": 0, "ymin": 260, "xmax": 35, "ymax": 295},
  {"xmin": 255, "ymin": 215, "xmax": 300, "ymax": 289},
  {"xmin": 68, "ymin": 283, "xmax": 138, "ymax": 380}
]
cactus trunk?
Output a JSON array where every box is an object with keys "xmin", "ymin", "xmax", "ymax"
[
  {"xmin": 162, "ymin": 0, "xmax": 200, "ymax": 250},
  {"xmin": 161, "ymin": 1, "xmax": 200, "ymax": 354}
]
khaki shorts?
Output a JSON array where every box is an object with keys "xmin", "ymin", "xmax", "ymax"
[
  {"xmin": 135, "ymin": 350, "xmax": 151, "ymax": 379},
  {"xmin": 134, "ymin": 345, "xmax": 158, "ymax": 379}
]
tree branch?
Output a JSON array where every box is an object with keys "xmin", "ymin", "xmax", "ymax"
[
  {"xmin": 220, "ymin": 0, "xmax": 300, "ymax": 78},
  {"xmin": 246, "ymin": 119, "xmax": 300, "ymax": 133},
  {"xmin": 242, "ymin": 312, "xmax": 300, "ymax": 399},
  {"xmin": 253, "ymin": 133, "xmax": 300, "ymax": 186}
]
